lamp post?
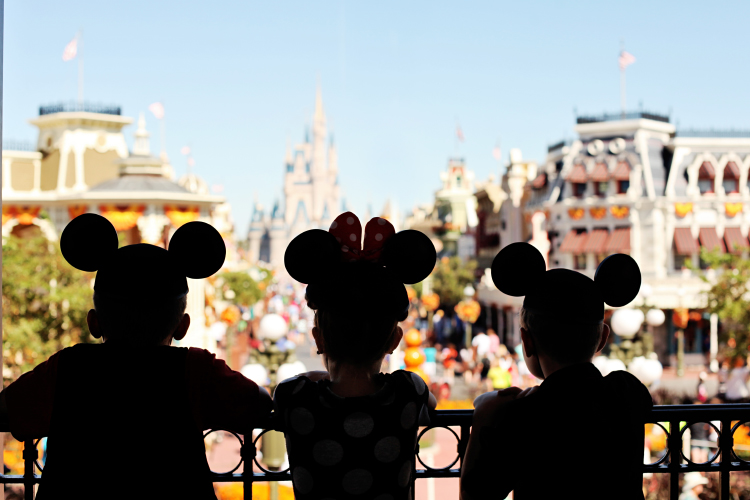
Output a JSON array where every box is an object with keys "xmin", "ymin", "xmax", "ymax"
[
  {"xmin": 455, "ymin": 285, "xmax": 479, "ymax": 350},
  {"xmin": 676, "ymin": 287, "xmax": 687, "ymax": 378},
  {"xmin": 250, "ymin": 313, "xmax": 292, "ymax": 500},
  {"xmin": 606, "ymin": 306, "xmax": 664, "ymax": 388}
]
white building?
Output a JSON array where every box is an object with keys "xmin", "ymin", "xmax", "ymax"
[{"xmin": 247, "ymin": 87, "xmax": 341, "ymax": 267}]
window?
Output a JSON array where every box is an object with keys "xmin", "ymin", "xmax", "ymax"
[
  {"xmin": 574, "ymin": 253, "xmax": 587, "ymax": 270},
  {"xmin": 698, "ymin": 161, "xmax": 715, "ymax": 194},
  {"xmin": 595, "ymin": 253, "xmax": 608, "ymax": 266},
  {"xmin": 723, "ymin": 162, "xmax": 740, "ymax": 194},
  {"xmin": 573, "ymin": 183, "xmax": 586, "ymax": 198},
  {"xmin": 617, "ymin": 180, "xmax": 629, "ymax": 194},
  {"xmin": 594, "ymin": 181, "xmax": 608, "ymax": 197},
  {"xmin": 673, "ymin": 252, "xmax": 688, "ymax": 270}
]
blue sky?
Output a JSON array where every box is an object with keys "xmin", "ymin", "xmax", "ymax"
[{"xmin": 4, "ymin": 1, "xmax": 750, "ymax": 234}]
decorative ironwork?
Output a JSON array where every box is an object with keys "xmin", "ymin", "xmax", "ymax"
[
  {"xmin": 38, "ymin": 102, "xmax": 122, "ymax": 116},
  {"xmin": 2, "ymin": 140, "xmax": 37, "ymax": 152},
  {"xmin": 577, "ymin": 111, "xmax": 670, "ymax": 124},
  {"xmin": 676, "ymin": 129, "xmax": 750, "ymax": 138},
  {"xmin": 4, "ymin": 404, "xmax": 750, "ymax": 500}
]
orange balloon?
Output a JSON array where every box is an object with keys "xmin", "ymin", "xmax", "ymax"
[
  {"xmin": 405, "ymin": 328, "xmax": 422, "ymax": 347},
  {"xmin": 404, "ymin": 347, "xmax": 425, "ymax": 368}
]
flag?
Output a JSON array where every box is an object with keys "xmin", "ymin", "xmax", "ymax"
[
  {"xmin": 148, "ymin": 102, "xmax": 165, "ymax": 120},
  {"xmin": 180, "ymin": 146, "xmax": 191, "ymax": 155},
  {"xmin": 456, "ymin": 125, "xmax": 464, "ymax": 142},
  {"xmin": 187, "ymin": 157, "xmax": 195, "ymax": 167},
  {"xmin": 492, "ymin": 146, "xmax": 501, "ymax": 160},
  {"xmin": 62, "ymin": 36, "xmax": 77, "ymax": 62},
  {"xmin": 619, "ymin": 51, "xmax": 636, "ymax": 70}
]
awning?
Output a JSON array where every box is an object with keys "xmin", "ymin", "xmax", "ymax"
[
  {"xmin": 590, "ymin": 163, "xmax": 610, "ymax": 182},
  {"xmin": 724, "ymin": 227, "xmax": 750, "ymax": 253},
  {"xmin": 673, "ymin": 227, "xmax": 699, "ymax": 255},
  {"xmin": 605, "ymin": 227, "xmax": 631, "ymax": 252},
  {"xmin": 612, "ymin": 161, "xmax": 631, "ymax": 181},
  {"xmin": 699, "ymin": 227, "xmax": 725, "ymax": 253},
  {"xmin": 566, "ymin": 164, "xmax": 588, "ymax": 183},
  {"xmin": 582, "ymin": 229, "xmax": 609, "ymax": 253},
  {"xmin": 699, "ymin": 161, "xmax": 715, "ymax": 178},
  {"xmin": 724, "ymin": 161, "xmax": 740, "ymax": 179},
  {"xmin": 558, "ymin": 230, "xmax": 588, "ymax": 253}
]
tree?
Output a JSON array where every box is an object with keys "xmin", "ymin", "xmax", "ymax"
[
  {"xmin": 697, "ymin": 249, "xmax": 750, "ymax": 362},
  {"xmin": 2, "ymin": 235, "xmax": 94, "ymax": 383},
  {"xmin": 219, "ymin": 270, "xmax": 270, "ymax": 307},
  {"xmin": 429, "ymin": 256, "xmax": 477, "ymax": 309}
]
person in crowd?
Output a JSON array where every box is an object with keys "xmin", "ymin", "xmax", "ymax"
[
  {"xmin": 433, "ymin": 309, "xmax": 447, "ymax": 345},
  {"xmin": 724, "ymin": 356, "xmax": 750, "ymax": 401},
  {"xmin": 471, "ymin": 330, "xmax": 491, "ymax": 364},
  {"xmin": 461, "ymin": 242, "xmax": 653, "ymax": 500},
  {"xmin": 442, "ymin": 343, "xmax": 459, "ymax": 385},
  {"xmin": 0, "ymin": 214, "xmax": 272, "ymax": 500},
  {"xmin": 275, "ymin": 212, "xmax": 438, "ymax": 500},
  {"xmin": 486, "ymin": 356, "xmax": 512, "ymax": 390},
  {"xmin": 487, "ymin": 329, "xmax": 501, "ymax": 357},
  {"xmin": 679, "ymin": 472, "xmax": 708, "ymax": 500}
]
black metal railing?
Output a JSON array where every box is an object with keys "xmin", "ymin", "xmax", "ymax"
[
  {"xmin": 4, "ymin": 404, "xmax": 750, "ymax": 500},
  {"xmin": 577, "ymin": 111, "xmax": 670, "ymax": 124},
  {"xmin": 676, "ymin": 129, "xmax": 750, "ymax": 138},
  {"xmin": 38, "ymin": 102, "xmax": 121, "ymax": 116}
]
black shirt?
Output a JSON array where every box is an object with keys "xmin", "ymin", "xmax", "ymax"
[{"xmin": 462, "ymin": 363, "xmax": 653, "ymax": 500}]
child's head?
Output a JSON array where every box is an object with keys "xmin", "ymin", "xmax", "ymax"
[
  {"xmin": 285, "ymin": 212, "xmax": 436, "ymax": 371},
  {"xmin": 491, "ymin": 242, "xmax": 640, "ymax": 377},
  {"xmin": 61, "ymin": 214, "xmax": 226, "ymax": 346}
]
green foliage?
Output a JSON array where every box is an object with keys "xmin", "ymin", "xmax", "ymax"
[
  {"xmin": 430, "ymin": 256, "xmax": 477, "ymax": 308},
  {"xmin": 697, "ymin": 248, "xmax": 750, "ymax": 362},
  {"xmin": 2, "ymin": 236, "xmax": 94, "ymax": 383},
  {"xmin": 219, "ymin": 271, "xmax": 265, "ymax": 307}
]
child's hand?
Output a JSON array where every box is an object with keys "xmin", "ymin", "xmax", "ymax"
[{"xmin": 472, "ymin": 387, "xmax": 522, "ymax": 427}]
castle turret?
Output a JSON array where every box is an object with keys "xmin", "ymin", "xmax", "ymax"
[
  {"xmin": 268, "ymin": 200, "xmax": 287, "ymax": 266},
  {"xmin": 247, "ymin": 202, "xmax": 265, "ymax": 263}
]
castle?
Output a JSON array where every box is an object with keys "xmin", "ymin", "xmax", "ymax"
[{"xmin": 247, "ymin": 87, "xmax": 341, "ymax": 266}]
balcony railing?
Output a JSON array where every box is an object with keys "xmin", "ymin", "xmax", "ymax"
[
  {"xmin": 676, "ymin": 129, "xmax": 750, "ymax": 138},
  {"xmin": 4, "ymin": 404, "xmax": 750, "ymax": 500},
  {"xmin": 577, "ymin": 111, "xmax": 670, "ymax": 124},
  {"xmin": 38, "ymin": 102, "xmax": 122, "ymax": 116}
]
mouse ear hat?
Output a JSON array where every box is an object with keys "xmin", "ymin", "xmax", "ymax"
[
  {"xmin": 61, "ymin": 213, "xmax": 226, "ymax": 299},
  {"xmin": 490, "ymin": 242, "xmax": 641, "ymax": 323},
  {"xmin": 285, "ymin": 212, "xmax": 436, "ymax": 319}
]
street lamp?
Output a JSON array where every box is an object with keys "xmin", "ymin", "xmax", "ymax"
[
  {"xmin": 455, "ymin": 286, "xmax": 481, "ymax": 350},
  {"xmin": 606, "ymin": 307, "xmax": 664, "ymax": 387}
]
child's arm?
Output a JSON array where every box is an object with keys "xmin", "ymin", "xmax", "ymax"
[{"xmin": 460, "ymin": 388, "xmax": 522, "ymax": 500}]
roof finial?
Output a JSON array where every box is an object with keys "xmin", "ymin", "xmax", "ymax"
[{"xmin": 133, "ymin": 112, "xmax": 151, "ymax": 156}]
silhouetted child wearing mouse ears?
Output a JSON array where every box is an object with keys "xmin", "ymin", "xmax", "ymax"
[
  {"xmin": 0, "ymin": 214, "xmax": 272, "ymax": 500},
  {"xmin": 276, "ymin": 212, "xmax": 438, "ymax": 500},
  {"xmin": 460, "ymin": 242, "xmax": 653, "ymax": 500}
]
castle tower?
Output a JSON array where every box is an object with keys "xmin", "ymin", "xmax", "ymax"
[
  {"xmin": 247, "ymin": 202, "xmax": 265, "ymax": 263},
  {"xmin": 268, "ymin": 201, "xmax": 287, "ymax": 267}
]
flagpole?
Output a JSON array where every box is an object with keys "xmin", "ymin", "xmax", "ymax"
[
  {"xmin": 620, "ymin": 66, "xmax": 626, "ymax": 118},
  {"xmin": 77, "ymin": 30, "xmax": 84, "ymax": 106}
]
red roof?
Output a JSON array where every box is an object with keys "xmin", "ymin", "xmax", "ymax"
[
  {"xmin": 724, "ymin": 227, "xmax": 749, "ymax": 254},
  {"xmin": 566, "ymin": 164, "xmax": 588, "ymax": 183},
  {"xmin": 612, "ymin": 161, "xmax": 631, "ymax": 181},
  {"xmin": 559, "ymin": 230, "xmax": 588, "ymax": 253},
  {"xmin": 674, "ymin": 228, "xmax": 699, "ymax": 255},
  {"xmin": 605, "ymin": 227, "xmax": 631, "ymax": 253},
  {"xmin": 590, "ymin": 163, "xmax": 610, "ymax": 182},
  {"xmin": 582, "ymin": 229, "xmax": 609, "ymax": 253},
  {"xmin": 699, "ymin": 227, "xmax": 726, "ymax": 253}
]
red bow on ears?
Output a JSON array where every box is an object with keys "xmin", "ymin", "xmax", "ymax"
[{"xmin": 329, "ymin": 211, "xmax": 395, "ymax": 263}]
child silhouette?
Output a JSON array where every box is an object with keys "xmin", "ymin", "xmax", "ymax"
[
  {"xmin": 276, "ymin": 212, "xmax": 437, "ymax": 499},
  {"xmin": 460, "ymin": 242, "xmax": 652, "ymax": 500},
  {"xmin": 0, "ymin": 214, "xmax": 272, "ymax": 500}
]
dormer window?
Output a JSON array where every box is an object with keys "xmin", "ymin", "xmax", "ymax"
[
  {"xmin": 613, "ymin": 161, "xmax": 631, "ymax": 194},
  {"xmin": 566, "ymin": 164, "xmax": 588, "ymax": 199},
  {"xmin": 590, "ymin": 163, "xmax": 609, "ymax": 198},
  {"xmin": 698, "ymin": 162, "xmax": 715, "ymax": 194},
  {"xmin": 723, "ymin": 162, "xmax": 740, "ymax": 194}
]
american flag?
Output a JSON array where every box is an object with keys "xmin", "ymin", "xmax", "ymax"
[
  {"xmin": 180, "ymin": 146, "xmax": 191, "ymax": 155},
  {"xmin": 492, "ymin": 146, "xmax": 501, "ymax": 160},
  {"xmin": 456, "ymin": 125, "xmax": 465, "ymax": 142},
  {"xmin": 619, "ymin": 51, "xmax": 636, "ymax": 70},
  {"xmin": 62, "ymin": 36, "xmax": 77, "ymax": 62},
  {"xmin": 148, "ymin": 102, "xmax": 165, "ymax": 120}
]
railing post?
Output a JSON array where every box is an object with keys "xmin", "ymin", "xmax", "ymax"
[
  {"xmin": 668, "ymin": 420, "xmax": 681, "ymax": 500},
  {"xmin": 23, "ymin": 440, "xmax": 37, "ymax": 500},
  {"xmin": 719, "ymin": 420, "xmax": 732, "ymax": 500},
  {"xmin": 242, "ymin": 435, "xmax": 256, "ymax": 500}
]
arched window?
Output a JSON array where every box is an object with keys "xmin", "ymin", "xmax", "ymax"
[
  {"xmin": 723, "ymin": 162, "xmax": 740, "ymax": 194},
  {"xmin": 613, "ymin": 161, "xmax": 630, "ymax": 194},
  {"xmin": 698, "ymin": 162, "xmax": 715, "ymax": 194}
]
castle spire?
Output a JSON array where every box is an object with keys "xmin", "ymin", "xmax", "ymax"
[{"xmin": 314, "ymin": 82, "xmax": 325, "ymax": 124}]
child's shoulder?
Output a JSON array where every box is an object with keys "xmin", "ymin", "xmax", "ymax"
[{"xmin": 388, "ymin": 369, "xmax": 429, "ymax": 397}]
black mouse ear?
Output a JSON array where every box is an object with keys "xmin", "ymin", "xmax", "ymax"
[
  {"xmin": 381, "ymin": 230, "xmax": 436, "ymax": 284},
  {"xmin": 284, "ymin": 229, "xmax": 341, "ymax": 284},
  {"xmin": 60, "ymin": 213, "xmax": 119, "ymax": 272},
  {"xmin": 594, "ymin": 253, "xmax": 641, "ymax": 307},
  {"xmin": 168, "ymin": 221, "xmax": 226, "ymax": 279},
  {"xmin": 490, "ymin": 242, "xmax": 546, "ymax": 297}
]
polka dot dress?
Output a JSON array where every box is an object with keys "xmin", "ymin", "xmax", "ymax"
[{"xmin": 275, "ymin": 370, "xmax": 430, "ymax": 500}]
